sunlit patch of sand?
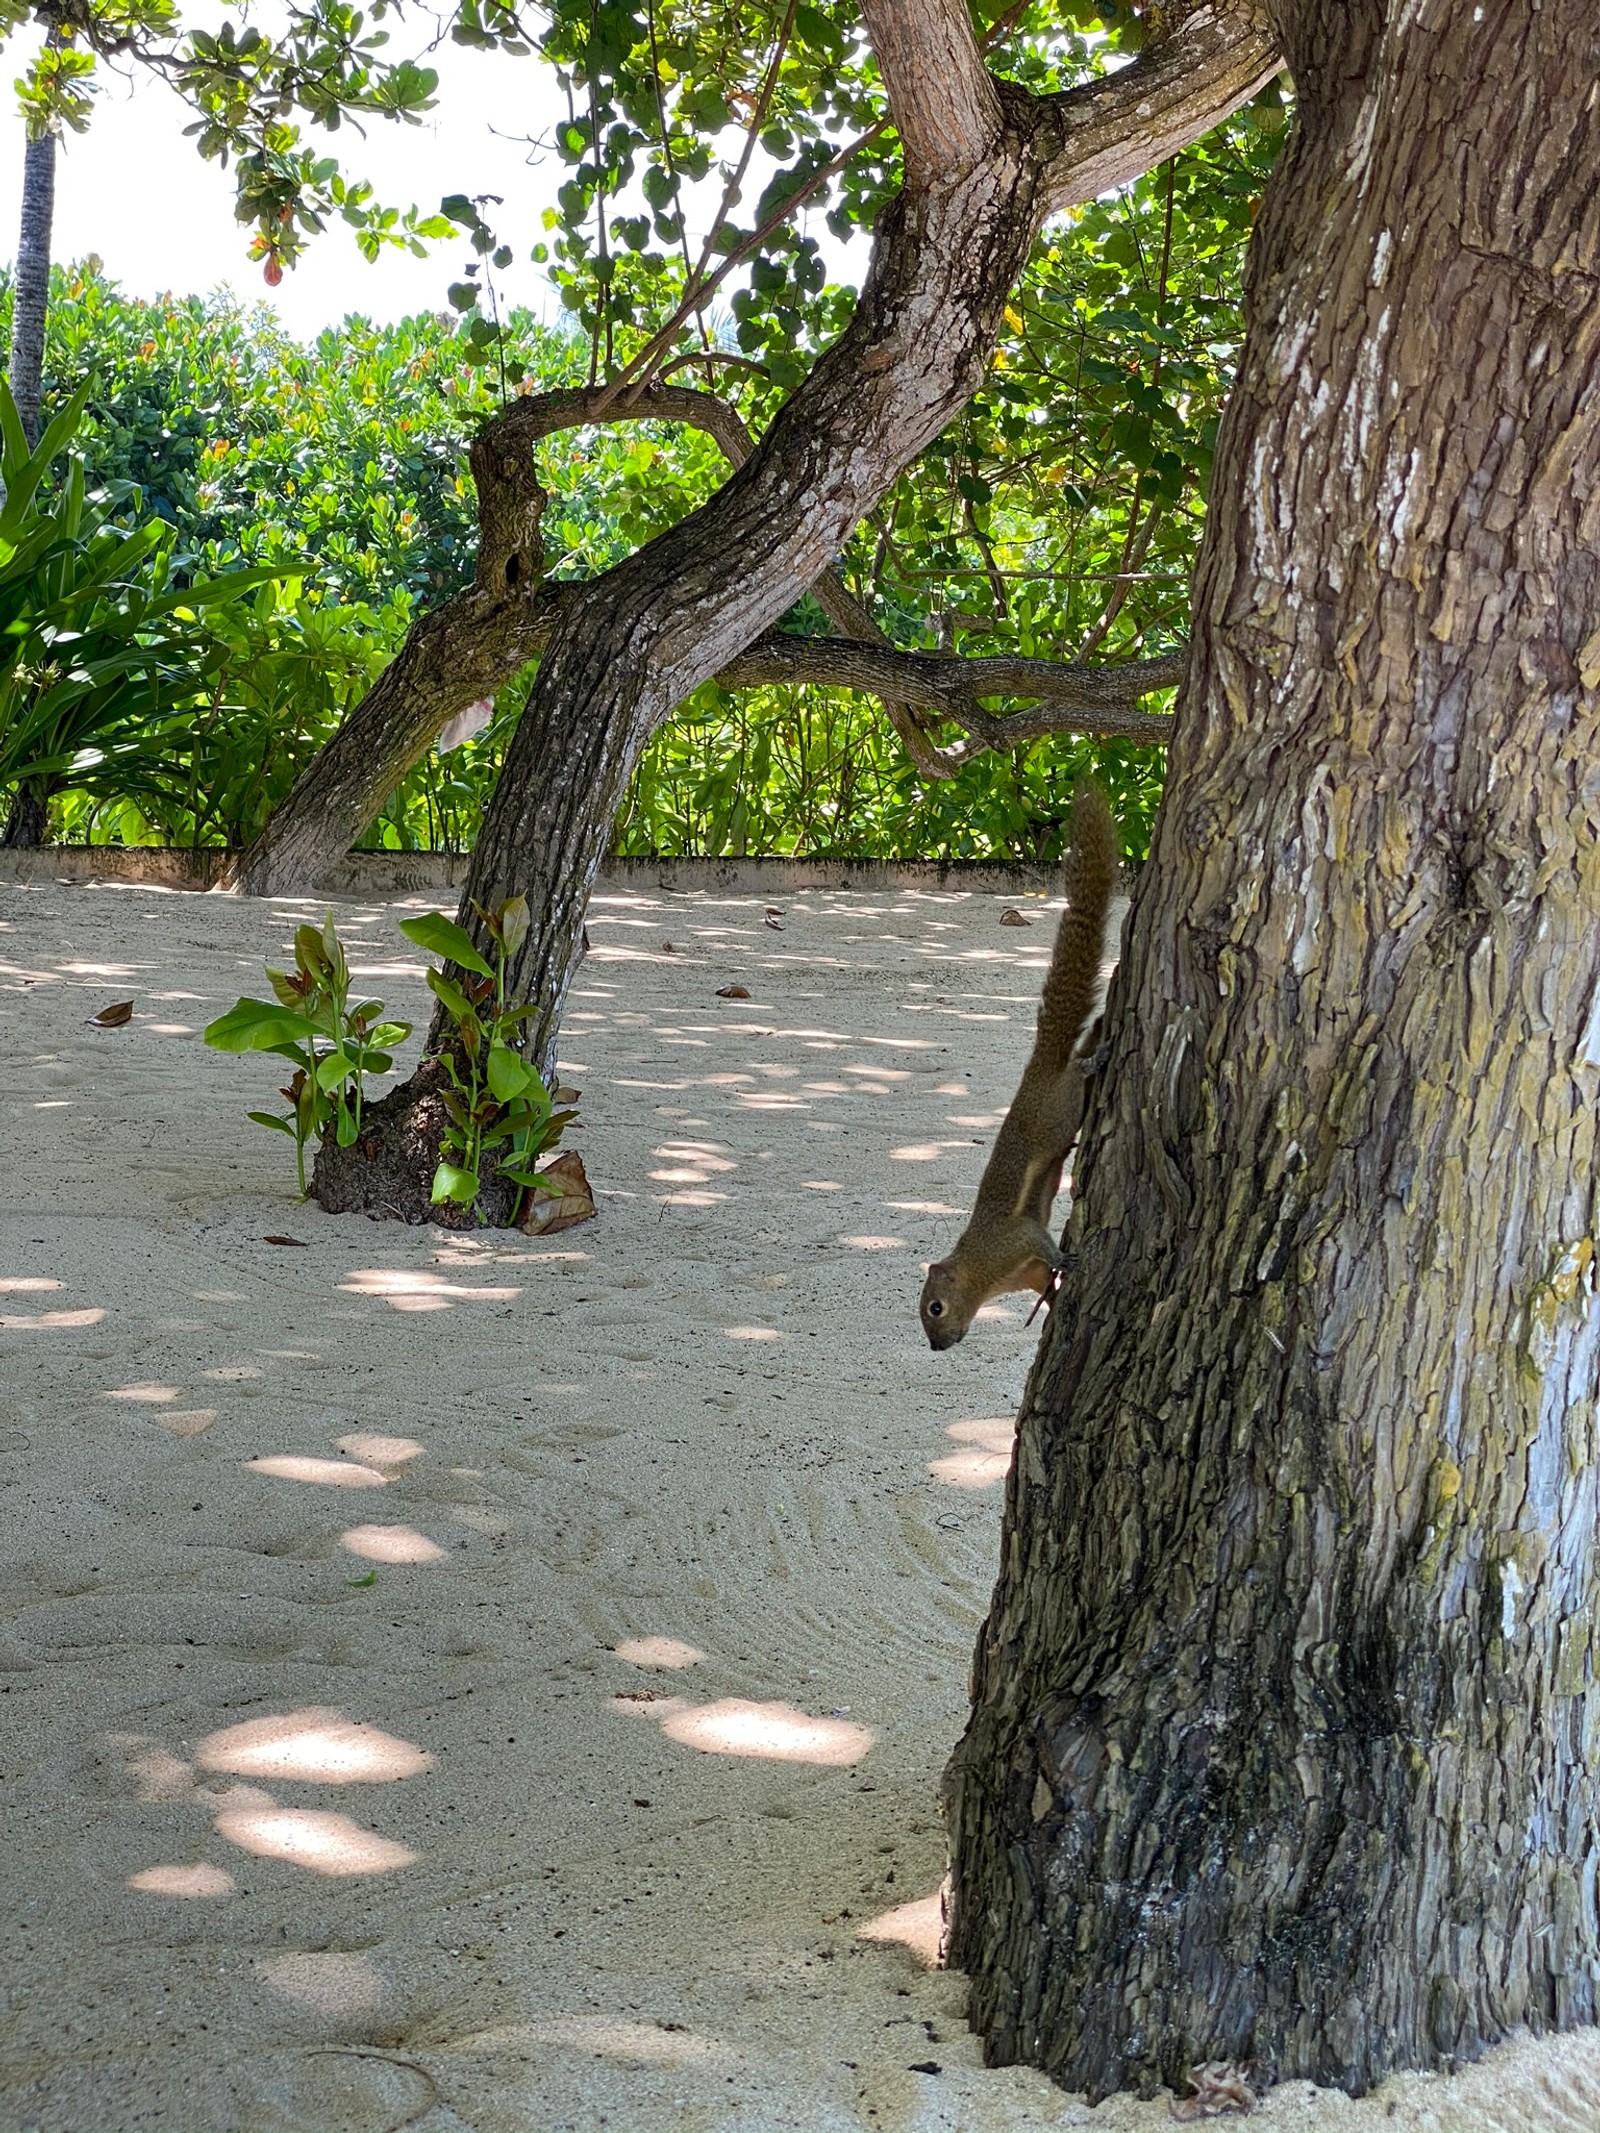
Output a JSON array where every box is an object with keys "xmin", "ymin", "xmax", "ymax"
[
  {"xmin": 127, "ymin": 1863, "xmax": 235, "ymax": 1898},
  {"xmin": 857, "ymin": 1891, "xmax": 945, "ymax": 1967},
  {"xmin": 341, "ymin": 1524, "xmax": 446, "ymax": 1564},
  {"xmin": 197, "ymin": 1709, "xmax": 431, "ymax": 1785},
  {"xmin": 213, "ymin": 1805, "xmax": 417, "ymax": 1876},
  {"xmin": 659, "ymin": 1698, "xmax": 874, "ymax": 1765},
  {"xmin": 247, "ymin": 1455, "xmax": 388, "ymax": 1488},
  {"xmin": 614, "ymin": 1636, "xmax": 704, "ymax": 1670}
]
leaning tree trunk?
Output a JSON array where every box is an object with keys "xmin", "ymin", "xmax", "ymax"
[
  {"xmin": 946, "ymin": 0, "xmax": 1600, "ymax": 2102},
  {"xmin": 292, "ymin": 1, "xmax": 1276, "ymax": 1226}
]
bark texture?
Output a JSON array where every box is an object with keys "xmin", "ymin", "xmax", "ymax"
[
  {"xmin": 8, "ymin": 97, "xmax": 55, "ymax": 453},
  {"xmin": 947, "ymin": 0, "xmax": 1600, "ymax": 2100}
]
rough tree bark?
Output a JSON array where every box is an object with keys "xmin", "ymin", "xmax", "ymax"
[
  {"xmin": 1, "ymin": 31, "xmax": 61, "ymax": 849},
  {"xmin": 277, "ymin": 0, "xmax": 1276, "ymax": 1232},
  {"xmin": 9, "ymin": 56, "xmax": 56, "ymax": 452},
  {"xmin": 946, "ymin": 0, "xmax": 1600, "ymax": 2101}
]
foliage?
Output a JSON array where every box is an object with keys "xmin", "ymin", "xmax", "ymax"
[
  {"xmin": 398, "ymin": 899, "xmax": 576, "ymax": 1214},
  {"xmin": 3, "ymin": 0, "xmax": 452, "ymax": 281},
  {"xmin": 17, "ymin": 56, "xmax": 1278, "ymax": 864},
  {"xmin": 202, "ymin": 913, "xmax": 411, "ymax": 1194},
  {"xmin": 0, "ymin": 375, "xmax": 277, "ymax": 817}
]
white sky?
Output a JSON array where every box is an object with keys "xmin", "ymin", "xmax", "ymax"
[{"xmin": 0, "ymin": 26, "xmax": 573, "ymax": 338}]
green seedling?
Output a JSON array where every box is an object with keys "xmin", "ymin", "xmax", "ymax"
[
  {"xmin": 204, "ymin": 911, "xmax": 411, "ymax": 1194},
  {"xmin": 398, "ymin": 894, "xmax": 577, "ymax": 1218}
]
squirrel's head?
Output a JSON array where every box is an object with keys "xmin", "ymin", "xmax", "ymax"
[{"xmin": 919, "ymin": 1259, "xmax": 978, "ymax": 1350}]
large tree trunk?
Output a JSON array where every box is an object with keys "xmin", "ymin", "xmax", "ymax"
[{"xmin": 946, "ymin": 0, "xmax": 1600, "ymax": 2102}]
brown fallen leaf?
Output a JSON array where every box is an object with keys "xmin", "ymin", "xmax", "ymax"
[
  {"xmin": 662, "ymin": 940, "xmax": 677, "ymax": 953},
  {"xmin": 715, "ymin": 983, "xmax": 752, "ymax": 1000},
  {"xmin": 763, "ymin": 907, "xmax": 784, "ymax": 929},
  {"xmin": 551, "ymin": 1083, "xmax": 581, "ymax": 1104},
  {"xmin": 1169, "ymin": 2064, "xmax": 1257, "ymax": 2121},
  {"xmin": 88, "ymin": 999, "xmax": 134, "ymax": 1027},
  {"xmin": 520, "ymin": 1149, "xmax": 597, "ymax": 1237},
  {"xmin": 263, "ymin": 1234, "xmax": 308, "ymax": 1247},
  {"xmin": 998, "ymin": 907, "xmax": 1032, "ymax": 927}
]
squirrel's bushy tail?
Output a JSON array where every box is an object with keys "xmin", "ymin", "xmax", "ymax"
[{"xmin": 1034, "ymin": 778, "xmax": 1117, "ymax": 1070}]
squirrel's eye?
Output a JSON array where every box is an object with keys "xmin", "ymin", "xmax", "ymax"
[{"xmin": 928, "ymin": 1298, "xmax": 944, "ymax": 1316}]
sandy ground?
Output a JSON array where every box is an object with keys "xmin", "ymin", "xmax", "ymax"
[{"xmin": 4, "ymin": 872, "xmax": 1600, "ymax": 2133}]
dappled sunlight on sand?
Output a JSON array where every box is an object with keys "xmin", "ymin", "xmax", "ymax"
[
  {"xmin": 659, "ymin": 1698, "xmax": 874, "ymax": 1765},
  {"xmin": 195, "ymin": 1709, "xmax": 433, "ymax": 1785},
  {"xmin": 339, "ymin": 1267, "xmax": 522, "ymax": 1312},
  {"xmin": 1, "ymin": 1305, "xmax": 104, "ymax": 1328},
  {"xmin": 127, "ymin": 1863, "xmax": 235, "ymax": 1899},
  {"xmin": 337, "ymin": 1432, "xmax": 424, "ymax": 1469},
  {"xmin": 152, "ymin": 1409, "xmax": 217, "ymax": 1437},
  {"xmin": 213, "ymin": 1804, "xmax": 417, "ymax": 1876},
  {"xmin": 341, "ymin": 1524, "xmax": 446, "ymax": 1564},
  {"xmin": 930, "ymin": 1418, "xmax": 1016, "ymax": 1488},
  {"xmin": 857, "ymin": 1891, "xmax": 945, "ymax": 1967},
  {"xmin": 614, "ymin": 1635, "xmax": 704, "ymax": 1670},
  {"xmin": 248, "ymin": 1455, "xmax": 388, "ymax": 1489},
  {"xmin": 0, "ymin": 1276, "xmax": 61, "ymax": 1291},
  {"xmin": 102, "ymin": 1382, "xmax": 179, "ymax": 1403}
]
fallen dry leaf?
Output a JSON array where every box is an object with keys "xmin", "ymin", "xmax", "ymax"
[
  {"xmin": 715, "ymin": 984, "xmax": 751, "ymax": 1000},
  {"xmin": 763, "ymin": 908, "xmax": 784, "ymax": 929},
  {"xmin": 998, "ymin": 907, "xmax": 1032, "ymax": 927},
  {"xmin": 521, "ymin": 1149, "xmax": 597, "ymax": 1237},
  {"xmin": 1170, "ymin": 2063, "xmax": 1257, "ymax": 2121},
  {"xmin": 662, "ymin": 940, "xmax": 677, "ymax": 953},
  {"xmin": 552, "ymin": 1083, "xmax": 581, "ymax": 1103},
  {"xmin": 88, "ymin": 999, "xmax": 134, "ymax": 1027},
  {"xmin": 263, "ymin": 1235, "xmax": 308, "ymax": 1248}
]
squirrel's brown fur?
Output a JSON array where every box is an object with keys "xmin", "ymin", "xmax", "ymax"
[{"xmin": 919, "ymin": 779, "xmax": 1116, "ymax": 1350}]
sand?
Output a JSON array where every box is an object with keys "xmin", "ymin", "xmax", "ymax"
[{"xmin": 3, "ymin": 870, "xmax": 1600, "ymax": 2133}]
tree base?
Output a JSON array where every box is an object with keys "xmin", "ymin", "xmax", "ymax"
[{"xmin": 311, "ymin": 1059, "xmax": 521, "ymax": 1228}]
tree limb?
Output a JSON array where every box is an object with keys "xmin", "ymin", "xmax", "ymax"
[
  {"xmin": 716, "ymin": 634, "xmax": 1183, "ymax": 771},
  {"xmin": 861, "ymin": 0, "xmax": 1003, "ymax": 183},
  {"xmin": 1034, "ymin": 0, "xmax": 1283, "ymax": 218}
]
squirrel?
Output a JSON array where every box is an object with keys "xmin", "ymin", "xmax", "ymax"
[{"xmin": 919, "ymin": 777, "xmax": 1117, "ymax": 1351}]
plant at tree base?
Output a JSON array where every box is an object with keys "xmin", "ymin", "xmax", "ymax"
[
  {"xmin": 397, "ymin": 897, "xmax": 577, "ymax": 1216},
  {"xmin": 203, "ymin": 914, "xmax": 410, "ymax": 1194}
]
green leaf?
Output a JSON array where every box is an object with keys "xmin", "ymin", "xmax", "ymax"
[
  {"xmin": 431, "ymin": 1160, "xmax": 479, "ymax": 1205},
  {"xmin": 204, "ymin": 997, "xmax": 318, "ymax": 1052},
  {"xmin": 399, "ymin": 910, "xmax": 494, "ymax": 977},
  {"xmin": 316, "ymin": 1046, "xmax": 356, "ymax": 1091},
  {"xmin": 247, "ymin": 1110, "xmax": 299, "ymax": 1137},
  {"xmin": 486, "ymin": 1044, "xmax": 535, "ymax": 1101},
  {"xmin": 498, "ymin": 893, "xmax": 530, "ymax": 957},
  {"xmin": 425, "ymin": 966, "xmax": 471, "ymax": 1021}
]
